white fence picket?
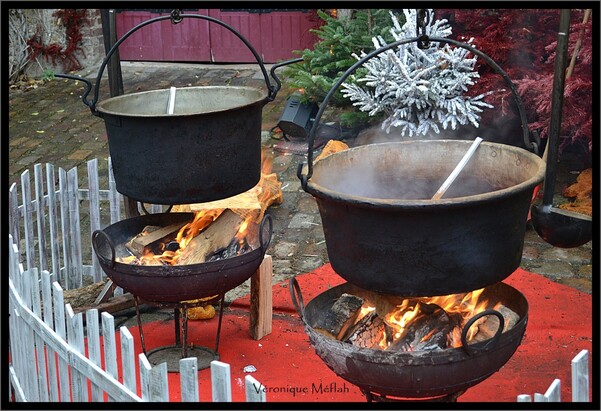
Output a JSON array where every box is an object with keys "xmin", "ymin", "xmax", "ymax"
[
  {"xmin": 180, "ymin": 358, "xmax": 199, "ymax": 402},
  {"xmin": 58, "ymin": 168, "xmax": 72, "ymax": 289},
  {"xmin": 245, "ymin": 375, "xmax": 266, "ymax": 402},
  {"xmin": 41, "ymin": 270, "xmax": 60, "ymax": 401},
  {"xmin": 108, "ymin": 157, "xmax": 121, "ymax": 224},
  {"xmin": 21, "ymin": 170, "xmax": 36, "ymax": 271},
  {"xmin": 46, "ymin": 163, "xmax": 61, "ymax": 283},
  {"xmin": 120, "ymin": 327, "xmax": 137, "ymax": 395},
  {"xmin": 66, "ymin": 304, "xmax": 88, "ymax": 402},
  {"xmin": 87, "ymin": 159, "xmax": 102, "ymax": 282},
  {"xmin": 9, "ymin": 183, "xmax": 20, "ymax": 247},
  {"xmin": 20, "ymin": 266, "xmax": 39, "ymax": 401},
  {"xmin": 86, "ymin": 309, "xmax": 104, "ymax": 401},
  {"xmin": 52, "ymin": 281, "xmax": 71, "ymax": 401},
  {"xmin": 67, "ymin": 167, "xmax": 83, "ymax": 289},
  {"xmin": 30, "ymin": 267, "xmax": 50, "ymax": 402},
  {"xmin": 34, "ymin": 164, "xmax": 48, "ymax": 273},
  {"xmin": 571, "ymin": 350, "xmax": 589, "ymax": 402},
  {"xmin": 544, "ymin": 379, "xmax": 561, "ymax": 402},
  {"xmin": 211, "ymin": 361, "xmax": 232, "ymax": 402},
  {"xmin": 101, "ymin": 312, "xmax": 119, "ymax": 402},
  {"xmin": 139, "ymin": 354, "xmax": 152, "ymax": 401},
  {"xmin": 150, "ymin": 362, "xmax": 169, "ymax": 402}
]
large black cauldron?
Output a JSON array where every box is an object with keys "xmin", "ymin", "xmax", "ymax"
[
  {"xmin": 92, "ymin": 212, "xmax": 271, "ymax": 302},
  {"xmin": 304, "ymin": 140, "xmax": 545, "ymax": 296},
  {"xmin": 56, "ymin": 12, "xmax": 300, "ymax": 204}
]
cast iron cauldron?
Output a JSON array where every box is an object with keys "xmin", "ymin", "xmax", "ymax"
[
  {"xmin": 290, "ymin": 278, "xmax": 528, "ymax": 399},
  {"xmin": 56, "ymin": 11, "xmax": 301, "ymax": 204},
  {"xmin": 297, "ymin": 35, "xmax": 545, "ymax": 296},
  {"xmin": 92, "ymin": 212, "xmax": 272, "ymax": 302}
]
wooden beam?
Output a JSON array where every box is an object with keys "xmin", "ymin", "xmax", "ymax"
[{"xmin": 249, "ymin": 255, "xmax": 273, "ymax": 340}]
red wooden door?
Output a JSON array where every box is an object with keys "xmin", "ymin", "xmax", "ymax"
[
  {"xmin": 115, "ymin": 9, "xmax": 211, "ymax": 62},
  {"xmin": 207, "ymin": 9, "xmax": 262, "ymax": 63},
  {"xmin": 259, "ymin": 10, "xmax": 319, "ymax": 62},
  {"xmin": 115, "ymin": 9, "xmax": 321, "ymax": 63}
]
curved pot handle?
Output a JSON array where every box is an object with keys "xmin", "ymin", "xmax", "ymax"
[
  {"xmin": 259, "ymin": 213, "xmax": 273, "ymax": 251},
  {"xmin": 56, "ymin": 10, "xmax": 282, "ymax": 115},
  {"xmin": 92, "ymin": 229, "xmax": 116, "ymax": 269},
  {"xmin": 460, "ymin": 309, "xmax": 505, "ymax": 356},
  {"xmin": 298, "ymin": 36, "xmax": 540, "ymax": 190},
  {"xmin": 289, "ymin": 276, "xmax": 306, "ymax": 322}
]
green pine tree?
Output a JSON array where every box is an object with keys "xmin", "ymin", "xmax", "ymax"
[{"xmin": 284, "ymin": 9, "xmax": 404, "ymax": 127}]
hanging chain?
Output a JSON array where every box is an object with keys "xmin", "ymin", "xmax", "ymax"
[
  {"xmin": 170, "ymin": 9, "xmax": 183, "ymax": 24},
  {"xmin": 416, "ymin": 9, "xmax": 431, "ymax": 49}
]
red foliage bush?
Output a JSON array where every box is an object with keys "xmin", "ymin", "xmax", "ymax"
[
  {"xmin": 437, "ymin": 9, "xmax": 593, "ymax": 153},
  {"xmin": 27, "ymin": 9, "xmax": 89, "ymax": 73}
]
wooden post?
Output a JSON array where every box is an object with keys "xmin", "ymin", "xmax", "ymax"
[{"xmin": 249, "ymin": 255, "xmax": 273, "ymax": 340}]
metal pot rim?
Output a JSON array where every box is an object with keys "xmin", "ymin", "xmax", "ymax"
[
  {"xmin": 96, "ymin": 85, "xmax": 269, "ymax": 118},
  {"xmin": 306, "ymin": 140, "xmax": 546, "ymax": 209}
]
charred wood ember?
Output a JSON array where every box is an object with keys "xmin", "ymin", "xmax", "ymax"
[
  {"xmin": 387, "ymin": 302, "xmax": 462, "ymax": 352},
  {"xmin": 344, "ymin": 311, "xmax": 387, "ymax": 348},
  {"xmin": 206, "ymin": 237, "xmax": 251, "ymax": 262},
  {"xmin": 313, "ymin": 293, "xmax": 365, "ymax": 340}
]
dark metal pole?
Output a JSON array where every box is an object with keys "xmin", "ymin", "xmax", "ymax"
[
  {"xmin": 100, "ymin": 9, "xmax": 124, "ymax": 97},
  {"xmin": 541, "ymin": 9, "xmax": 570, "ymax": 207},
  {"xmin": 101, "ymin": 9, "xmax": 139, "ymax": 217}
]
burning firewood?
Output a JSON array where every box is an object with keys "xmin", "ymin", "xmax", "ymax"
[
  {"xmin": 343, "ymin": 311, "xmax": 390, "ymax": 349},
  {"xmin": 387, "ymin": 302, "xmax": 462, "ymax": 352},
  {"xmin": 126, "ymin": 223, "xmax": 186, "ymax": 256},
  {"xmin": 176, "ymin": 209, "xmax": 246, "ymax": 265},
  {"xmin": 313, "ymin": 293, "xmax": 364, "ymax": 340}
]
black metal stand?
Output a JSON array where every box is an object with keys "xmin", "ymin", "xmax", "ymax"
[{"xmin": 134, "ymin": 294, "xmax": 226, "ymax": 372}]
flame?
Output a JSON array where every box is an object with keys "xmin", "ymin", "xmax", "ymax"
[{"xmin": 364, "ymin": 288, "xmax": 492, "ymax": 350}]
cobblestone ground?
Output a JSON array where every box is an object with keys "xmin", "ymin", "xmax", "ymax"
[{"xmin": 8, "ymin": 62, "xmax": 593, "ymax": 308}]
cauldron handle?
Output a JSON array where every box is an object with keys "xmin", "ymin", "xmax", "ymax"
[
  {"xmin": 259, "ymin": 214, "xmax": 273, "ymax": 252},
  {"xmin": 298, "ymin": 36, "xmax": 540, "ymax": 189},
  {"xmin": 55, "ymin": 11, "xmax": 284, "ymax": 115},
  {"xmin": 92, "ymin": 229, "xmax": 116, "ymax": 269},
  {"xmin": 460, "ymin": 309, "xmax": 505, "ymax": 356},
  {"xmin": 289, "ymin": 276, "xmax": 306, "ymax": 321}
]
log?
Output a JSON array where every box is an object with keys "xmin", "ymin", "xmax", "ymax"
[
  {"xmin": 315, "ymin": 294, "xmax": 364, "ymax": 340},
  {"xmin": 126, "ymin": 222, "xmax": 186, "ymax": 256},
  {"xmin": 387, "ymin": 302, "xmax": 460, "ymax": 352},
  {"xmin": 176, "ymin": 209, "xmax": 245, "ymax": 265},
  {"xmin": 313, "ymin": 293, "xmax": 364, "ymax": 340},
  {"xmin": 344, "ymin": 311, "xmax": 385, "ymax": 348},
  {"xmin": 249, "ymin": 255, "xmax": 273, "ymax": 340}
]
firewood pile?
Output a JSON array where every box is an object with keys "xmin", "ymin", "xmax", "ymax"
[
  {"xmin": 314, "ymin": 292, "xmax": 520, "ymax": 352},
  {"xmin": 559, "ymin": 168, "xmax": 592, "ymax": 216}
]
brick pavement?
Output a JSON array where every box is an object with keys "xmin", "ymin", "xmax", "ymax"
[{"xmin": 7, "ymin": 62, "xmax": 592, "ymax": 296}]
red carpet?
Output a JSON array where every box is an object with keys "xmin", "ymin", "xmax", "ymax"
[{"xmin": 120, "ymin": 265, "xmax": 593, "ymax": 403}]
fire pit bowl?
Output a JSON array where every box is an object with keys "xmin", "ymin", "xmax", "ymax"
[
  {"xmin": 290, "ymin": 278, "xmax": 528, "ymax": 399},
  {"xmin": 92, "ymin": 212, "xmax": 272, "ymax": 302},
  {"xmin": 303, "ymin": 139, "xmax": 545, "ymax": 296}
]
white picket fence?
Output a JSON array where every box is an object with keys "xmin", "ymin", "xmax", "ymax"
[
  {"xmin": 517, "ymin": 349, "xmax": 590, "ymax": 402},
  {"xmin": 7, "ymin": 159, "xmax": 266, "ymax": 402}
]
